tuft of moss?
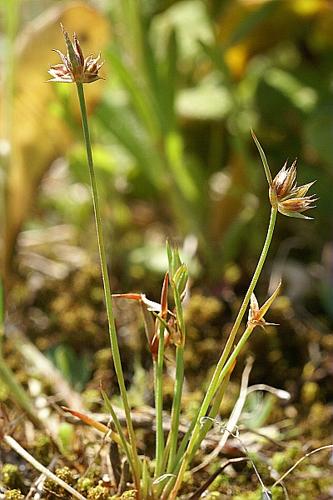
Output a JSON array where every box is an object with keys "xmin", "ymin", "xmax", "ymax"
[
  {"xmin": 233, "ymin": 489, "xmax": 266, "ymax": 499},
  {"xmin": 203, "ymin": 492, "xmax": 224, "ymax": 500},
  {"xmin": 85, "ymin": 464, "xmax": 102, "ymax": 480},
  {"xmin": 44, "ymin": 466, "xmax": 76, "ymax": 499},
  {"xmin": 270, "ymin": 486, "xmax": 285, "ymax": 499},
  {"xmin": 4, "ymin": 490, "xmax": 24, "ymax": 500},
  {"xmin": 77, "ymin": 476, "xmax": 94, "ymax": 494},
  {"xmin": 120, "ymin": 491, "xmax": 137, "ymax": 499},
  {"xmin": 183, "ymin": 470, "xmax": 194, "ymax": 487},
  {"xmin": 54, "ymin": 466, "xmax": 76, "ymax": 485},
  {"xmin": 301, "ymin": 381, "xmax": 319, "ymax": 405},
  {"xmin": 208, "ymin": 472, "xmax": 230, "ymax": 492},
  {"xmin": 271, "ymin": 443, "xmax": 301, "ymax": 473},
  {"xmin": 185, "ymin": 294, "xmax": 222, "ymax": 327},
  {"xmin": 33, "ymin": 434, "xmax": 53, "ymax": 465},
  {"xmin": 1, "ymin": 464, "xmax": 24, "ymax": 490},
  {"xmin": 307, "ymin": 402, "xmax": 332, "ymax": 439},
  {"xmin": 87, "ymin": 484, "xmax": 111, "ymax": 500}
]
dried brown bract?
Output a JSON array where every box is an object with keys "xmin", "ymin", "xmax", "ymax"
[{"xmin": 248, "ymin": 281, "xmax": 281, "ymax": 330}]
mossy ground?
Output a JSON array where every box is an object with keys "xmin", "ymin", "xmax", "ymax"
[{"xmin": 2, "ymin": 266, "xmax": 333, "ymax": 499}]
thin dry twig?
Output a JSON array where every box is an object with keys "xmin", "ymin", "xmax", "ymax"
[
  {"xmin": 25, "ymin": 457, "xmax": 58, "ymax": 499},
  {"xmin": 188, "ymin": 457, "xmax": 249, "ymax": 499},
  {"xmin": 189, "ymin": 355, "xmax": 273, "ymax": 497},
  {"xmin": 233, "ymin": 429, "xmax": 271, "ymax": 498},
  {"xmin": 272, "ymin": 444, "xmax": 333, "ymax": 487},
  {"xmin": 192, "ymin": 363, "xmax": 291, "ymax": 474},
  {"xmin": 240, "ymin": 426, "xmax": 286, "ymax": 449},
  {"xmin": 3, "ymin": 435, "xmax": 87, "ymax": 500}
]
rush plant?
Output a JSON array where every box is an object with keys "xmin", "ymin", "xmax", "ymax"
[{"xmin": 49, "ymin": 27, "xmax": 316, "ymax": 499}]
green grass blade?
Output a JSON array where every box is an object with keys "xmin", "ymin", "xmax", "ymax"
[
  {"xmin": 154, "ymin": 322, "xmax": 165, "ymax": 478},
  {"xmin": 251, "ymin": 130, "xmax": 272, "ymax": 186},
  {"xmin": 225, "ymin": 1, "xmax": 278, "ymax": 48},
  {"xmin": 101, "ymin": 389, "xmax": 135, "ymax": 473}
]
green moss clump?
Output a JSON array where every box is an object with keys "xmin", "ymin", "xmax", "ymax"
[
  {"xmin": 85, "ymin": 464, "xmax": 102, "ymax": 480},
  {"xmin": 271, "ymin": 443, "xmax": 301, "ymax": 473},
  {"xmin": 1, "ymin": 464, "xmax": 24, "ymax": 490},
  {"xmin": 82, "ymin": 388, "xmax": 101, "ymax": 410},
  {"xmin": 54, "ymin": 466, "xmax": 76, "ymax": 485},
  {"xmin": 183, "ymin": 470, "xmax": 194, "ymax": 488},
  {"xmin": 0, "ymin": 379, "xmax": 10, "ymax": 400},
  {"xmin": 301, "ymin": 381, "xmax": 319, "ymax": 405},
  {"xmin": 87, "ymin": 484, "xmax": 111, "ymax": 500},
  {"xmin": 4, "ymin": 490, "xmax": 24, "ymax": 500},
  {"xmin": 44, "ymin": 466, "xmax": 76, "ymax": 499},
  {"xmin": 284, "ymin": 477, "xmax": 331, "ymax": 499},
  {"xmin": 307, "ymin": 402, "xmax": 332, "ymax": 439},
  {"xmin": 234, "ymin": 489, "xmax": 268, "ymax": 499},
  {"xmin": 77, "ymin": 476, "xmax": 94, "ymax": 494},
  {"xmin": 185, "ymin": 294, "xmax": 222, "ymax": 327},
  {"xmin": 208, "ymin": 472, "xmax": 231, "ymax": 492},
  {"xmin": 203, "ymin": 492, "xmax": 224, "ymax": 500},
  {"xmin": 120, "ymin": 491, "xmax": 137, "ymax": 499},
  {"xmin": 33, "ymin": 434, "xmax": 53, "ymax": 465},
  {"xmin": 270, "ymin": 486, "xmax": 285, "ymax": 499}
]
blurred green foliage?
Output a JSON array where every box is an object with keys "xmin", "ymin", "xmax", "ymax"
[
  {"xmin": 47, "ymin": 344, "xmax": 92, "ymax": 391},
  {"xmin": 4, "ymin": 0, "xmax": 333, "ymax": 317}
]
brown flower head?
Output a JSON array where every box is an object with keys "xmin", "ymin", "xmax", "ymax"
[
  {"xmin": 251, "ymin": 131, "xmax": 317, "ymax": 220},
  {"xmin": 269, "ymin": 159, "xmax": 317, "ymax": 219},
  {"xmin": 48, "ymin": 24, "xmax": 103, "ymax": 84}
]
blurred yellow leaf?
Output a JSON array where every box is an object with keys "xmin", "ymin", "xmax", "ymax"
[
  {"xmin": 4, "ymin": 2, "xmax": 109, "ymax": 277},
  {"xmin": 215, "ymin": 0, "xmax": 329, "ymax": 78}
]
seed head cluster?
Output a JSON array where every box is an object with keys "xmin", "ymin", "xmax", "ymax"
[
  {"xmin": 48, "ymin": 25, "xmax": 103, "ymax": 84},
  {"xmin": 269, "ymin": 159, "xmax": 317, "ymax": 219}
]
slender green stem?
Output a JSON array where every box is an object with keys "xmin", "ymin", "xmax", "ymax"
[
  {"xmin": 75, "ymin": 83, "xmax": 141, "ymax": 493},
  {"xmin": 160, "ymin": 374, "xmax": 229, "ymax": 497},
  {"xmin": 166, "ymin": 206, "xmax": 278, "ymax": 499},
  {"xmin": 101, "ymin": 389, "xmax": 135, "ymax": 475},
  {"xmin": 166, "ymin": 375, "xmax": 227, "ymax": 486},
  {"xmin": 215, "ymin": 206, "xmax": 277, "ymax": 373},
  {"xmin": 166, "ymin": 345, "xmax": 184, "ymax": 473},
  {"xmin": 188, "ymin": 365, "xmax": 231, "ymax": 463},
  {"xmin": 160, "ymin": 363, "xmax": 230, "ymax": 498},
  {"xmin": 154, "ymin": 322, "xmax": 165, "ymax": 478},
  {"xmin": 164, "ymin": 269, "xmax": 186, "ymax": 474},
  {"xmin": 160, "ymin": 434, "xmax": 171, "ymax": 476},
  {"xmin": 167, "ymin": 325, "xmax": 255, "ymax": 499},
  {"xmin": 161, "ymin": 367, "xmax": 230, "ymax": 498},
  {"xmin": 142, "ymin": 457, "xmax": 152, "ymax": 499}
]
